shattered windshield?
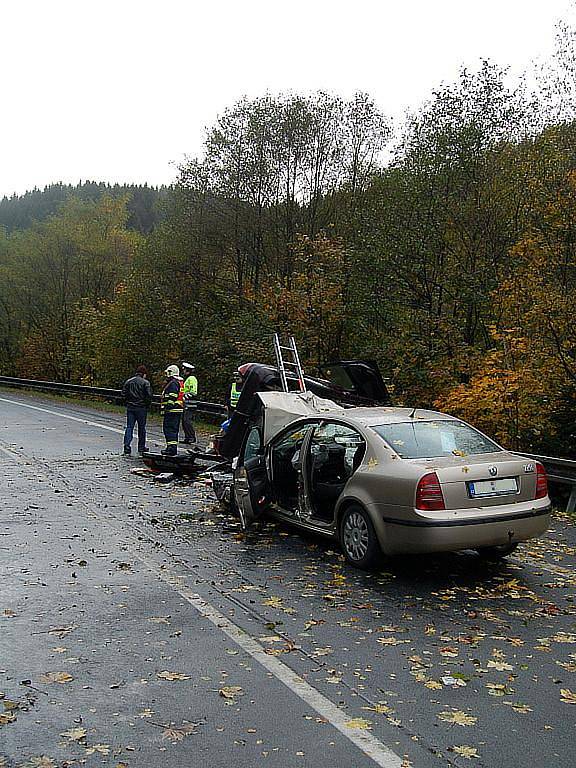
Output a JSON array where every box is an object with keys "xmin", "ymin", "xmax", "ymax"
[{"xmin": 371, "ymin": 420, "xmax": 501, "ymax": 459}]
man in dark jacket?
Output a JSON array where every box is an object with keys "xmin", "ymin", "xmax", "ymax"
[{"xmin": 122, "ymin": 365, "xmax": 152, "ymax": 455}]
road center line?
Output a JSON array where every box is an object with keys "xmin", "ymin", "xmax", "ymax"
[{"xmin": 136, "ymin": 551, "xmax": 404, "ymax": 768}]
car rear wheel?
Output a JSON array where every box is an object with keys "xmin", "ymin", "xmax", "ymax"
[
  {"xmin": 340, "ymin": 504, "xmax": 381, "ymax": 569},
  {"xmin": 476, "ymin": 543, "xmax": 518, "ymax": 560}
]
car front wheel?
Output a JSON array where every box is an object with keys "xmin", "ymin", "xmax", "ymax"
[{"xmin": 340, "ymin": 504, "xmax": 381, "ymax": 569}]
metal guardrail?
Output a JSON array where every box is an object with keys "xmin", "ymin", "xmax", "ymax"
[
  {"xmin": 516, "ymin": 452, "xmax": 576, "ymax": 512},
  {"xmin": 0, "ymin": 375, "xmax": 227, "ymax": 420}
]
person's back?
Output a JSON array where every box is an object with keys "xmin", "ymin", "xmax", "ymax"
[
  {"xmin": 122, "ymin": 366, "xmax": 152, "ymax": 455},
  {"xmin": 122, "ymin": 373, "xmax": 152, "ymax": 409}
]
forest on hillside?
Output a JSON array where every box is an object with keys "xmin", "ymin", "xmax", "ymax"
[{"xmin": 1, "ymin": 14, "xmax": 576, "ymax": 456}]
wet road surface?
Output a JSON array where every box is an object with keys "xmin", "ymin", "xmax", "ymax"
[{"xmin": 1, "ymin": 390, "xmax": 576, "ymax": 767}]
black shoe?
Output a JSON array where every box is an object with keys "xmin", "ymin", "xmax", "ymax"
[
  {"xmin": 138, "ymin": 447, "xmax": 149, "ymax": 455},
  {"xmin": 123, "ymin": 447, "xmax": 131, "ymax": 456},
  {"xmin": 161, "ymin": 448, "xmax": 177, "ymax": 456}
]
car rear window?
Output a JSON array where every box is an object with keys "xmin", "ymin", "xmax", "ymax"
[{"xmin": 372, "ymin": 420, "xmax": 501, "ymax": 459}]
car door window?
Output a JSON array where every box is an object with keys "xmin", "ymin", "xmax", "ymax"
[
  {"xmin": 270, "ymin": 424, "xmax": 313, "ymax": 510},
  {"xmin": 243, "ymin": 426, "xmax": 262, "ymax": 463},
  {"xmin": 308, "ymin": 422, "xmax": 366, "ymax": 520}
]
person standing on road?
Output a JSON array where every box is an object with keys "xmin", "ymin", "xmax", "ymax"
[
  {"xmin": 161, "ymin": 364, "xmax": 184, "ymax": 456},
  {"xmin": 122, "ymin": 365, "xmax": 152, "ymax": 456},
  {"xmin": 181, "ymin": 362, "xmax": 198, "ymax": 444},
  {"xmin": 227, "ymin": 371, "xmax": 243, "ymax": 417}
]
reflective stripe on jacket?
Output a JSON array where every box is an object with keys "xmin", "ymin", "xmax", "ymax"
[
  {"xmin": 229, "ymin": 382, "xmax": 241, "ymax": 409},
  {"xmin": 161, "ymin": 377, "xmax": 184, "ymax": 414}
]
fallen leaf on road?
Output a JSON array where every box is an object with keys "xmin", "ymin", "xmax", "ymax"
[
  {"xmin": 487, "ymin": 660, "xmax": 513, "ymax": 672},
  {"xmin": 304, "ymin": 619, "xmax": 325, "ymax": 630},
  {"xmin": 0, "ymin": 713, "xmax": 16, "ymax": 726},
  {"xmin": 439, "ymin": 647, "xmax": 459, "ymax": 657},
  {"xmin": 552, "ymin": 633, "xmax": 576, "ymax": 644},
  {"xmin": 162, "ymin": 722, "xmax": 201, "ymax": 742},
  {"xmin": 157, "ymin": 671, "xmax": 191, "ymax": 681},
  {"xmin": 451, "ymin": 745, "xmax": 479, "ymax": 759},
  {"xmin": 85, "ymin": 744, "xmax": 110, "ymax": 755},
  {"xmin": 503, "ymin": 702, "xmax": 532, "ymax": 713},
  {"xmin": 60, "ymin": 727, "xmax": 87, "ymax": 741},
  {"xmin": 148, "ymin": 616, "xmax": 171, "ymax": 624},
  {"xmin": 362, "ymin": 703, "xmax": 393, "ymax": 714},
  {"xmin": 438, "ymin": 711, "xmax": 477, "ymax": 726},
  {"xmin": 263, "ymin": 597, "xmax": 283, "ymax": 608},
  {"xmin": 40, "ymin": 672, "xmax": 74, "ymax": 684},
  {"xmin": 47, "ymin": 625, "xmax": 75, "ymax": 637},
  {"xmin": 19, "ymin": 758, "xmax": 56, "ymax": 768},
  {"xmin": 219, "ymin": 686, "xmax": 243, "ymax": 699},
  {"xmin": 345, "ymin": 718, "xmax": 372, "ymax": 730},
  {"xmin": 560, "ymin": 688, "xmax": 576, "ymax": 704},
  {"xmin": 2, "ymin": 700, "xmax": 19, "ymax": 711},
  {"xmin": 377, "ymin": 637, "xmax": 410, "ymax": 646}
]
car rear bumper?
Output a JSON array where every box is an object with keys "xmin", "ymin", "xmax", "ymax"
[{"xmin": 374, "ymin": 503, "xmax": 551, "ymax": 555}]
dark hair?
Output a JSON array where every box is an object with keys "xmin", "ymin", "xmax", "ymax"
[{"xmin": 136, "ymin": 365, "xmax": 148, "ymax": 376}]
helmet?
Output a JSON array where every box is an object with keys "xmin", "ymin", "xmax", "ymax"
[
  {"xmin": 165, "ymin": 364, "xmax": 180, "ymax": 377},
  {"xmin": 182, "ymin": 362, "xmax": 195, "ymax": 371}
]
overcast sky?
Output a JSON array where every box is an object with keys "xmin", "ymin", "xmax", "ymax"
[{"xmin": 0, "ymin": 0, "xmax": 572, "ymax": 199}]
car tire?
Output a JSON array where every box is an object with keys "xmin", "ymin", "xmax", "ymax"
[
  {"xmin": 476, "ymin": 543, "xmax": 518, "ymax": 560},
  {"xmin": 340, "ymin": 504, "xmax": 382, "ymax": 569}
]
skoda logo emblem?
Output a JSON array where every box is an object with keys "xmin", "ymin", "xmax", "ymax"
[{"xmin": 489, "ymin": 466, "xmax": 498, "ymax": 477}]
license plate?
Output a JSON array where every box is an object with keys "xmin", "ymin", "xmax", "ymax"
[{"xmin": 468, "ymin": 477, "xmax": 518, "ymax": 498}]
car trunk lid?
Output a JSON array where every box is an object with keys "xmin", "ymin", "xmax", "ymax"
[{"xmin": 413, "ymin": 452, "xmax": 537, "ymax": 509}]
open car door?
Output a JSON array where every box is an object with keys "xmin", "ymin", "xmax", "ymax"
[{"xmin": 233, "ymin": 454, "xmax": 269, "ymax": 530}]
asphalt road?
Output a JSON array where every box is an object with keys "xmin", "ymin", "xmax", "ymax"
[{"xmin": 1, "ymin": 390, "xmax": 576, "ymax": 768}]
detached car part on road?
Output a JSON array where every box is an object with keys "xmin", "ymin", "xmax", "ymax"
[{"xmin": 215, "ymin": 392, "xmax": 551, "ymax": 569}]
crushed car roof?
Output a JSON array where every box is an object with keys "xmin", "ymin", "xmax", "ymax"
[
  {"xmin": 257, "ymin": 392, "xmax": 457, "ymax": 441},
  {"xmin": 258, "ymin": 391, "xmax": 344, "ymax": 442}
]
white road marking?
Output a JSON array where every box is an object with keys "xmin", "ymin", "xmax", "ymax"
[
  {"xmin": 138, "ymin": 553, "xmax": 404, "ymax": 768},
  {"xmin": 0, "ymin": 396, "xmax": 163, "ymax": 449},
  {"xmin": 0, "ymin": 395, "xmax": 126, "ymax": 436}
]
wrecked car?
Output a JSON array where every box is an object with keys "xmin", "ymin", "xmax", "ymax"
[
  {"xmin": 216, "ymin": 392, "xmax": 551, "ymax": 569},
  {"xmin": 213, "ymin": 359, "xmax": 391, "ymax": 460}
]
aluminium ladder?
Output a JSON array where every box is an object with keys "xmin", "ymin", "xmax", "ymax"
[{"xmin": 273, "ymin": 333, "xmax": 306, "ymax": 393}]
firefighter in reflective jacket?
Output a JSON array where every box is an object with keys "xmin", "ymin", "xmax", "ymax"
[{"xmin": 161, "ymin": 364, "xmax": 184, "ymax": 456}]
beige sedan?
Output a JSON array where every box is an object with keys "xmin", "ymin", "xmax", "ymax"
[{"xmin": 232, "ymin": 397, "xmax": 551, "ymax": 568}]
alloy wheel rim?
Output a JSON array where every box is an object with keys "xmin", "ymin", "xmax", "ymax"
[{"xmin": 343, "ymin": 511, "xmax": 369, "ymax": 561}]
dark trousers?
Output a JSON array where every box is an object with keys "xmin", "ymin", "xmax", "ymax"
[
  {"xmin": 182, "ymin": 408, "xmax": 196, "ymax": 442},
  {"xmin": 124, "ymin": 407, "xmax": 148, "ymax": 452},
  {"xmin": 163, "ymin": 411, "xmax": 182, "ymax": 453}
]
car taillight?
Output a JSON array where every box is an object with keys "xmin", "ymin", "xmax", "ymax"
[
  {"xmin": 535, "ymin": 462, "xmax": 548, "ymax": 499},
  {"xmin": 416, "ymin": 472, "xmax": 445, "ymax": 510}
]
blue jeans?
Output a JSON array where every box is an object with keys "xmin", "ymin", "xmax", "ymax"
[{"xmin": 124, "ymin": 407, "xmax": 148, "ymax": 452}]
